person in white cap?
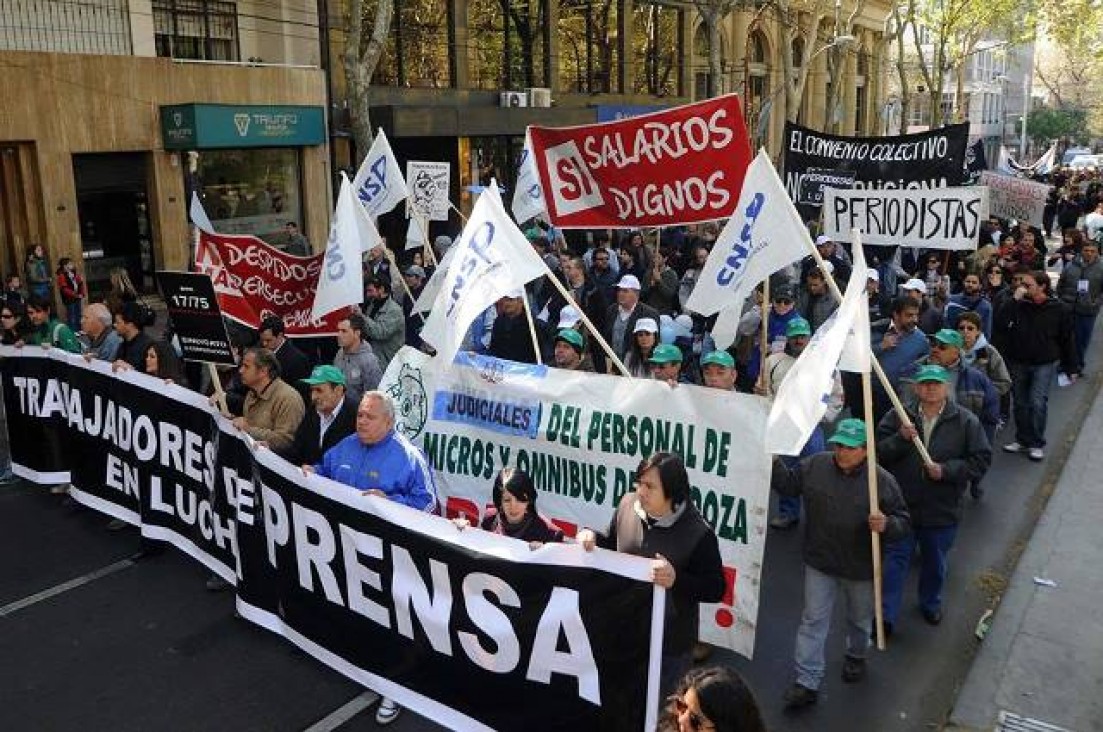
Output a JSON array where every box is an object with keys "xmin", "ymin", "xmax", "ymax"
[
  {"xmin": 604, "ymin": 274, "xmax": 660, "ymax": 369},
  {"xmin": 900, "ymin": 278, "xmax": 927, "ymax": 304},
  {"xmin": 624, "ymin": 317, "xmax": 660, "ymax": 377},
  {"xmin": 866, "ymin": 268, "xmax": 893, "ymax": 327},
  {"xmin": 802, "ymin": 234, "xmax": 852, "ymax": 283}
]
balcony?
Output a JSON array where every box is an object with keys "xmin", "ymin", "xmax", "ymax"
[{"xmin": 0, "ymin": 0, "xmax": 133, "ymax": 56}]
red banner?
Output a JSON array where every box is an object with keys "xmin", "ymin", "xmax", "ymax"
[
  {"xmin": 194, "ymin": 231, "xmax": 348, "ymax": 336},
  {"xmin": 528, "ymin": 94, "xmax": 753, "ymax": 228}
]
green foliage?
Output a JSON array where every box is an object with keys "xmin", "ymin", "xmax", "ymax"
[{"xmin": 1025, "ymin": 104, "xmax": 1089, "ymax": 144}]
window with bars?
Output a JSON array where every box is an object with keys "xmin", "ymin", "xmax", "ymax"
[{"xmin": 153, "ymin": 0, "xmax": 238, "ymax": 61}]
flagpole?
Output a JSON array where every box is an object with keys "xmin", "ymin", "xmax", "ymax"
[
  {"xmin": 757, "ymin": 278, "xmax": 771, "ymax": 396},
  {"xmin": 382, "ymin": 246, "xmax": 427, "ymax": 323},
  {"xmin": 806, "ymin": 240, "xmax": 935, "ymax": 467},
  {"xmin": 862, "ymin": 366, "xmax": 886, "ymax": 650},
  {"xmin": 522, "ymin": 295, "xmax": 543, "ymax": 365},
  {"xmin": 543, "ymin": 274, "xmax": 631, "ymax": 377}
]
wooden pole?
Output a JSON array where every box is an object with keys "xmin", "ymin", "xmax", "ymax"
[
  {"xmin": 383, "ymin": 247, "xmax": 426, "ymax": 323},
  {"xmin": 757, "ymin": 278, "xmax": 771, "ymax": 396},
  {"xmin": 806, "ymin": 243, "xmax": 935, "ymax": 466},
  {"xmin": 521, "ymin": 294, "xmax": 543, "ymax": 365},
  {"xmin": 206, "ymin": 362, "xmax": 230, "ymax": 417},
  {"xmin": 862, "ymin": 368, "xmax": 887, "ymax": 650}
]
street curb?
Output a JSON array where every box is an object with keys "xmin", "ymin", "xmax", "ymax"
[{"xmin": 940, "ymin": 367, "xmax": 1103, "ymax": 731}]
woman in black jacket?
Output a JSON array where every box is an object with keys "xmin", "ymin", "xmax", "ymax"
[{"xmin": 478, "ymin": 467, "xmax": 563, "ymax": 545}]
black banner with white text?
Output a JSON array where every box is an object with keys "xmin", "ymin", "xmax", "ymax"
[{"xmin": 1, "ymin": 348, "xmax": 662, "ymax": 731}]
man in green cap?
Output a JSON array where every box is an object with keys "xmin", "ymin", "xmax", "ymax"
[
  {"xmin": 284, "ymin": 365, "xmax": 358, "ymax": 467},
  {"xmin": 904, "ymin": 328, "xmax": 999, "ymax": 442},
  {"xmin": 762, "ymin": 317, "xmax": 842, "ymax": 530},
  {"xmin": 552, "ymin": 328, "xmax": 592, "ymax": 372},
  {"xmin": 877, "ymin": 364, "xmax": 991, "ymax": 633},
  {"xmin": 649, "ymin": 343, "xmax": 690, "ymax": 386},
  {"xmin": 700, "ymin": 349, "xmax": 737, "ymax": 391},
  {"xmin": 773, "ymin": 417, "xmax": 911, "ymax": 710}
]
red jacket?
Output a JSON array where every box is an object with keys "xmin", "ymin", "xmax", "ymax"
[{"xmin": 57, "ymin": 271, "xmax": 85, "ymax": 303}]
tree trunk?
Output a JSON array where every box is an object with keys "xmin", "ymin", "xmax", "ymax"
[
  {"xmin": 343, "ymin": 0, "xmax": 395, "ymax": 160},
  {"xmin": 708, "ymin": 11, "xmax": 723, "ymax": 96}
]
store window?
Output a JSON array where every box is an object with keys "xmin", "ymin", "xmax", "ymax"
[
  {"xmin": 193, "ymin": 148, "xmax": 302, "ymax": 242},
  {"xmin": 153, "ymin": 0, "xmax": 239, "ymax": 61},
  {"xmin": 468, "ymin": 0, "xmax": 547, "ymax": 90}
]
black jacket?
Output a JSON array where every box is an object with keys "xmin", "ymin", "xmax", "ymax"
[
  {"xmin": 597, "ymin": 496, "xmax": 724, "ymax": 657},
  {"xmin": 993, "ymin": 296, "xmax": 1079, "ymax": 373},
  {"xmin": 877, "ymin": 400, "xmax": 991, "ymax": 528},
  {"xmin": 116, "ymin": 331, "xmax": 154, "ymax": 371},
  {"xmin": 282, "ymin": 395, "xmax": 358, "ymax": 466},
  {"xmin": 274, "ymin": 338, "xmax": 314, "ymax": 404},
  {"xmin": 773, "ymin": 453, "xmax": 911, "ymax": 580}
]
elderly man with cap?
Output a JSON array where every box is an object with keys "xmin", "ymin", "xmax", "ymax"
[
  {"xmin": 284, "ymin": 365, "xmax": 358, "ymax": 467},
  {"xmin": 649, "ymin": 343, "xmax": 693, "ymax": 386},
  {"xmin": 552, "ymin": 328, "xmax": 592, "ymax": 372},
  {"xmin": 603, "ymin": 274, "xmax": 660, "ymax": 369},
  {"xmin": 904, "ymin": 328, "xmax": 1000, "ymax": 442},
  {"xmin": 773, "ymin": 418, "xmax": 911, "ymax": 710},
  {"xmin": 877, "ymin": 364, "xmax": 991, "ymax": 633},
  {"xmin": 865, "ymin": 268, "xmax": 892, "ymax": 329},
  {"xmin": 761, "ymin": 317, "xmax": 842, "ymax": 530}
]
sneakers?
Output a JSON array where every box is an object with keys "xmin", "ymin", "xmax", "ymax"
[
  {"xmin": 782, "ymin": 683, "xmax": 818, "ymax": 710},
  {"xmin": 841, "ymin": 655, "xmax": 866, "ymax": 683},
  {"xmin": 1028, "ymin": 447, "xmax": 1044, "ymax": 462},
  {"xmin": 1003, "ymin": 441, "xmax": 1025, "ymax": 454},
  {"xmin": 770, "ymin": 515, "xmax": 799, "ymax": 530},
  {"xmin": 375, "ymin": 697, "xmax": 402, "ymax": 726}
]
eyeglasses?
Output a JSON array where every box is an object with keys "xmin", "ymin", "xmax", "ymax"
[
  {"xmin": 0, "ymin": 314, "xmax": 13, "ymax": 320},
  {"xmin": 673, "ymin": 697, "xmax": 713, "ymax": 731},
  {"xmin": 774, "ymin": 298, "xmax": 793, "ymax": 305}
]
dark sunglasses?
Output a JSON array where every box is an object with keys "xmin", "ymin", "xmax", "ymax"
[
  {"xmin": 774, "ymin": 298, "xmax": 793, "ymax": 305},
  {"xmin": 0, "ymin": 313, "xmax": 13, "ymax": 319},
  {"xmin": 674, "ymin": 697, "xmax": 712, "ymax": 730}
]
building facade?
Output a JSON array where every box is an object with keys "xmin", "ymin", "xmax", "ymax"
[{"xmin": 0, "ymin": 0, "xmax": 329, "ymax": 296}]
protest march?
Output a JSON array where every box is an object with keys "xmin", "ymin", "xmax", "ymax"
[{"xmin": 3, "ymin": 93, "xmax": 1099, "ymax": 732}]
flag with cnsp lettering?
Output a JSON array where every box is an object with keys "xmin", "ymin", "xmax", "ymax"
[
  {"xmin": 312, "ymin": 174, "xmax": 366, "ymax": 321},
  {"xmin": 419, "ymin": 182, "xmax": 550, "ymax": 363},
  {"xmin": 511, "ymin": 134, "xmax": 547, "ymax": 224},
  {"xmin": 685, "ymin": 151, "xmax": 811, "ymax": 317}
]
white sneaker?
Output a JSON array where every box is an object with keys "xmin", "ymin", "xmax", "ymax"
[
  {"xmin": 1003, "ymin": 442, "xmax": 1025, "ymax": 454},
  {"xmin": 1028, "ymin": 447, "xmax": 1044, "ymax": 462},
  {"xmin": 375, "ymin": 697, "xmax": 402, "ymax": 726}
]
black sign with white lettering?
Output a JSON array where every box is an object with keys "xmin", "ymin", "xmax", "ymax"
[
  {"xmin": 1, "ymin": 349, "xmax": 661, "ymax": 732},
  {"xmin": 783, "ymin": 122, "xmax": 969, "ymax": 220},
  {"xmin": 157, "ymin": 271, "xmax": 236, "ymax": 366}
]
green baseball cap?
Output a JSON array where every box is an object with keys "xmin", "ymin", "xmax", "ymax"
[
  {"xmin": 700, "ymin": 350, "xmax": 735, "ymax": 368},
  {"xmin": 932, "ymin": 328, "xmax": 964, "ymax": 350},
  {"xmin": 914, "ymin": 364, "xmax": 950, "ymax": 383},
  {"xmin": 648, "ymin": 343, "xmax": 683, "ymax": 364},
  {"xmin": 786, "ymin": 318, "xmax": 812, "ymax": 338},
  {"xmin": 301, "ymin": 364, "xmax": 347, "ymax": 386},
  {"xmin": 828, "ymin": 418, "xmax": 867, "ymax": 448},
  {"xmin": 555, "ymin": 328, "xmax": 584, "ymax": 351}
]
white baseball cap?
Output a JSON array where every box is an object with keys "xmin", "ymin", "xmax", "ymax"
[
  {"xmin": 902, "ymin": 278, "xmax": 928, "ymax": 294},
  {"xmin": 557, "ymin": 306, "xmax": 581, "ymax": 329},
  {"xmin": 616, "ymin": 274, "xmax": 642, "ymax": 291},
  {"xmin": 867, "ymin": 268, "xmax": 880, "ymax": 281},
  {"xmin": 815, "ymin": 234, "xmax": 834, "ymax": 247},
  {"xmin": 633, "ymin": 317, "xmax": 659, "ymax": 334}
]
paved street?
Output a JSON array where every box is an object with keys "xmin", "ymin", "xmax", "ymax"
[{"xmin": 1, "ymin": 351, "xmax": 1097, "ymax": 731}]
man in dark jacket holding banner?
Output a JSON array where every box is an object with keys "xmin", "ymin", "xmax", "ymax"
[
  {"xmin": 877, "ymin": 365, "xmax": 991, "ymax": 633},
  {"xmin": 283, "ymin": 365, "xmax": 357, "ymax": 467},
  {"xmin": 771, "ymin": 419, "xmax": 910, "ymax": 710}
]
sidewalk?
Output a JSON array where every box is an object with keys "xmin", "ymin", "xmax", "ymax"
[{"xmin": 948, "ymin": 381, "xmax": 1103, "ymax": 731}]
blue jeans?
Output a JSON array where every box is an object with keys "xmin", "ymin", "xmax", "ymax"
[
  {"xmin": 794, "ymin": 565, "xmax": 873, "ymax": 690},
  {"xmin": 1009, "ymin": 361, "xmax": 1058, "ymax": 449},
  {"xmin": 65, "ymin": 300, "xmax": 82, "ymax": 332},
  {"xmin": 882, "ymin": 525, "xmax": 958, "ymax": 623},
  {"xmin": 1074, "ymin": 314, "xmax": 1095, "ymax": 369},
  {"xmin": 776, "ymin": 426, "xmax": 827, "ymax": 520}
]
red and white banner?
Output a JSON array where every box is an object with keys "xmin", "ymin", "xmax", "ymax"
[
  {"xmin": 527, "ymin": 94, "xmax": 753, "ymax": 228},
  {"xmin": 195, "ymin": 231, "xmax": 348, "ymax": 336}
]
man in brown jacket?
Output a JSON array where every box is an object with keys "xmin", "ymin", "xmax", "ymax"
[{"xmin": 234, "ymin": 347, "xmax": 305, "ymax": 454}]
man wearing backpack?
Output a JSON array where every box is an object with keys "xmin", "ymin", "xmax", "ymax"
[{"xmin": 24, "ymin": 295, "xmax": 81, "ymax": 353}]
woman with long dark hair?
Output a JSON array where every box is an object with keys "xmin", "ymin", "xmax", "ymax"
[
  {"xmin": 144, "ymin": 340, "xmax": 189, "ymax": 387},
  {"xmin": 659, "ymin": 666, "xmax": 766, "ymax": 732},
  {"xmin": 624, "ymin": 318, "xmax": 659, "ymax": 377},
  {"xmin": 478, "ymin": 467, "xmax": 563, "ymax": 544}
]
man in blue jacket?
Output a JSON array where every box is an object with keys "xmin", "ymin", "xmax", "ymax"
[
  {"xmin": 308, "ymin": 390, "xmax": 437, "ymax": 723},
  {"xmin": 870, "ymin": 297, "xmax": 929, "ymax": 423}
]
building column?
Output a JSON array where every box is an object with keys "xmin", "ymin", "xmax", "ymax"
[
  {"xmin": 543, "ymin": 0, "xmax": 559, "ymax": 92},
  {"xmin": 452, "ymin": 0, "xmax": 469, "ymax": 88},
  {"xmin": 618, "ymin": 0, "xmax": 632, "ymax": 94}
]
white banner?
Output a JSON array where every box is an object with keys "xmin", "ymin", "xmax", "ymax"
[
  {"xmin": 352, "ymin": 129, "xmax": 409, "ymax": 218},
  {"xmin": 686, "ymin": 150, "xmax": 812, "ymax": 316},
  {"xmin": 511, "ymin": 136, "xmax": 548, "ymax": 224},
  {"xmin": 312, "ymin": 174, "xmax": 366, "ymax": 320},
  {"xmin": 979, "ymin": 171, "xmax": 1051, "ymax": 229},
  {"xmin": 823, "ymin": 187, "xmax": 989, "ymax": 250},
  {"xmin": 380, "ymin": 347, "xmax": 771, "ymax": 658},
  {"xmin": 407, "ymin": 161, "xmax": 452, "ymax": 221}
]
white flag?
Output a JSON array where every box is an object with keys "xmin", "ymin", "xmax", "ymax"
[
  {"xmin": 765, "ymin": 247, "xmax": 868, "ymax": 455},
  {"xmin": 353, "ymin": 196, "xmax": 383, "ymax": 254},
  {"xmin": 352, "ymin": 129, "xmax": 408, "ymax": 218},
  {"xmin": 511, "ymin": 134, "xmax": 547, "ymax": 224},
  {"xmin": 837, "ymin": 239, "xmax": 872, "ymax": 373},
  {"xmin": 419, "ymin": 181, "xmax": 550, "ymax": 363},
  {"xmin": 413, "ymin": 245, "xmax": 457, "ymax": 314},
  {"xmin": 686, "ymin": 150, "xmax": 812, "ymax": 316},
  {"xmin": 189, "ymin": 192, "xmax": 215, "ymax": 234},
  {"xmin": 311, "ymin": 174, "xmax": 365, "ymax": 321},
  {"xmin": 405, "ymin": 216, "xmax": 427, "ymax": 251}
]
